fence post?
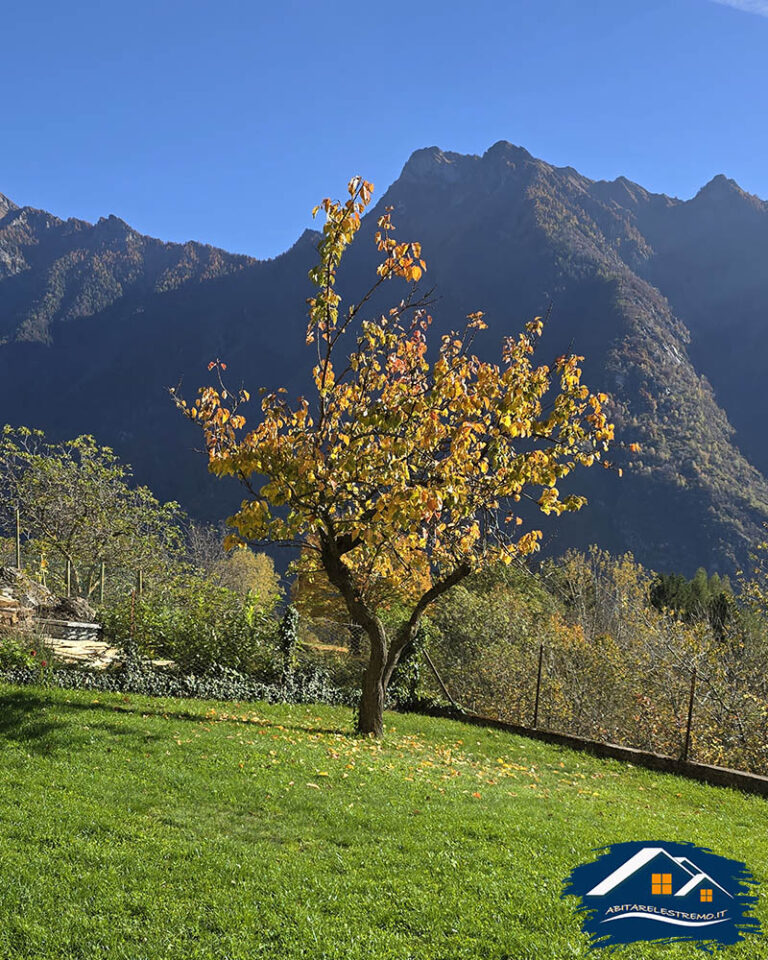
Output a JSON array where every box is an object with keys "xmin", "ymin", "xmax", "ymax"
[
  {"xmin": 66, "ymin": 560, "xmax": 71, "ymax": 598},
  {"xmin": 15, "ymin": 507, "xmax": 21, "ymax": 569},
  {"xmin": 100, "ymin": 562, "xmax": 105, "ymax": 604},
  {"xmin": 682, "ymin": 667, "xmax": 697, "ymax": 763},
  {"xmin": 532, "ymin": 643, "xmax": 544, "ymax": 728}
]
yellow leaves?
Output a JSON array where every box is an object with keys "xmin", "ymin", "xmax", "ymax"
[
  {"xmin": 313, "ymin": 362, "xmax": 335, "ymax": 392},
  {"xmin": 177, "ymin": 175, "xmax": 615, "ymax": 613},
  {"xmin": 525, "ymin": 316, "xmax": 544, "ymax": 337},
  {"xmin": 538, "ymin": 487, "xmax": 561, "ymax": 515}
]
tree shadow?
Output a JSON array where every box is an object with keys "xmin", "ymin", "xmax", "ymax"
[
  {"xmin": 0, "ymin": 689, "xmax": 166, "ymax": 754},
  {"xmin": 52, "ymin": 696, "xmax": 353, "ymax": 737},
  {"xmin": 0, "ymin": 690, "xmax": 67, "ymax": 754},
  {"xmin": 0, "ymin": 684, "xmax": 357, "ymax": 739}
]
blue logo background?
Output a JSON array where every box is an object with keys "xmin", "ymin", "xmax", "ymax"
[{"xmin": 562, "ymin": 840, "xmax": 761, "ymax": 952}]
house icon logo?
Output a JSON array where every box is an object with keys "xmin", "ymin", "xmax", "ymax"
[{"xmin": 562, "ymin": 841, "xmax": 761, "ymax": 951}]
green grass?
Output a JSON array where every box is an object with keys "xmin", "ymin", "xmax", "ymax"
[{"xmin": 0, "ymin": 683, "xmax": 766, "ymax": 959}]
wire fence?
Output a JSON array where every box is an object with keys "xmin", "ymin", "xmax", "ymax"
[
  {"xmin": 0, "ymin": 541, "xmax": 147, "ymax": 607},
  {"xmin": 420, "ymin": 638, "xmax": 768, "ymax": 778}
]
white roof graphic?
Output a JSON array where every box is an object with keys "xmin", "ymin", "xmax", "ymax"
[{"xmin": 586, "ymin": 847, "xmax": 732, "ymax": 898}]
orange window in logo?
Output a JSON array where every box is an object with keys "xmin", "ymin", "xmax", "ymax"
[
  {"xmin": 701, "ymin": 889, "xmax": 713, "ymax": 902},
  {"xmin": 652, "ymin": 873, "xmax": 673, "ymax": 895}
]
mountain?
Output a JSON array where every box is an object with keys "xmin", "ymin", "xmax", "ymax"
[{"xmin": 1, "ymin": 143, "xmax": 768, "ymax": 575}]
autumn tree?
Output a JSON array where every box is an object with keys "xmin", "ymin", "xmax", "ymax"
[
  {"xmin": 175, "ymin": 177, "xmax": 614, "ymax": 735},
  {"xmin": 213, "ymin": 548, "xmax": 282, "ymax": 606},
  {"xmin": 186, "ymin": 521, "xmax": 282, "ymax": 605}
]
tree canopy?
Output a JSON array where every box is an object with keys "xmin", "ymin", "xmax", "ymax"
[
  {"xmin": 176, "ymin": 177, "xmax": 615, "ymax": 734},
  {"xmin": 0, "ymin": 426, "xmax": 182, "ymax": 598}
]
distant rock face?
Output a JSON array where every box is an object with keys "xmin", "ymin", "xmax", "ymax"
[{"xmin": 1, "ymin": 143, "xmax": 768, "ymax": 575}]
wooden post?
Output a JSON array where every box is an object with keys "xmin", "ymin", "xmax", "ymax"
[
  {"xmin": 100, "ymin": 562, "xmax": 105, "ymax": 604},
  {"xmin": 130, "ymin": 589, "xmax": 136, "ymax": 638},
  {"xmin": 66, "ymin": 560, "xmax": 71, "ymax": 598},
  {"xmin": 683, "ymin": 668, "xmax": 697, "ymax": 763},
  {"xmin": 15, "ymin": 507, "xmax": 21, "ymax": 569},
  {"xmin": 422, "ymin": 647, "xmax": 462, "ymax": 712},
  {"xmin": 137, "ymin": 569, "xmax": 144, "ymax": 597},
  {"xmin": 532, "ymin": 643, "xmax": 544, "ymax": 729}
]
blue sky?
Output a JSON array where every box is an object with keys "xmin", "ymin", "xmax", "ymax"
[{"xmin": 2, "ymin": 0, "xmax": 766, "ymax": 258}]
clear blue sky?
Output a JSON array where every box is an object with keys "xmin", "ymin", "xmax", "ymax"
[{"xmin": 2, "ymin": 0, "xmax": 766, "ymax": 259}]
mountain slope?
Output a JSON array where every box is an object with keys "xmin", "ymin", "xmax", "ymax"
[{"xmin": 1, "ymin": 144, "xmax": 767, "ymax": 575}]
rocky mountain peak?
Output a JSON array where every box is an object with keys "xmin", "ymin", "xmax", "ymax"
[
  {"xmin": 399, "ymin": 146, "xmax": 477, "ymax": 184},
  {"xmin": 692, "ymin": 173, "xmax": 763, "ymax": 209},
  {"xmin": 0, "ymin": 192, "xmax": 18, "ymax": 219}
]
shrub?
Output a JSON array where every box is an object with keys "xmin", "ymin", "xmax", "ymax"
[
  {"xmin": 100, "ymin": 575, "xmax": 280, "ymax": 677},
  {"xmin": 0, "ymin": 653, "xmax": 354, "ymax": 708},
  {"xmin": 0, "ymin": 626, "xmax": 53, "ymax": 677}
]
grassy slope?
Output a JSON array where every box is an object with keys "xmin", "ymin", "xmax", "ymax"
[{"xmin": 0, "ymin": 684, "xmax": 765, "ymax": 960}]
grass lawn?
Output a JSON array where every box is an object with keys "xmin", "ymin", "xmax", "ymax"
[{"xmin": 0, "ymin": 683, "xmax": 766, "ymax": 959}]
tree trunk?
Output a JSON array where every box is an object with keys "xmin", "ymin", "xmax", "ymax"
[
  {"xmin": 356, "ymin": 621, "xmax": 388, "ymax": 736},
  {"xmin": 318, "ymin": 529, "xmax": 470, "ymax": 737},
  {"xmin": 357, "ymin": 621, "xmax": 419, "ymax": 735},
  {"xmin": 357, "ymin": 662, "xmax": 386, "ymax": 736}
]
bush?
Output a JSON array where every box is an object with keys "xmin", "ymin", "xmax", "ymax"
[
  {"xmin": 100, "ymin": 576, "xmax": 280, "ymax": 677},
  {"xmin": 0, "ymin": 651, "xmax": 355, "ymax": 708},
  {"xmin": 0, "ymin": 626, "xmax": 53, "ymax": 677}
]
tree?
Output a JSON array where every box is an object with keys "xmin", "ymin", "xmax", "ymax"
[
  {"xmin": 213, "ymin": 548, "xmax": 282, "ymax": 606},
  {"xmin": 0, "ymin": 427, "xmax": 183, "ymax": 598},
  {"xmin": 185, "ymin": 520, "xmax": 282, "ymax": 605},
  {"xmin": 175, "ymin": 177, "xmax": 615, "ymax": 735}
]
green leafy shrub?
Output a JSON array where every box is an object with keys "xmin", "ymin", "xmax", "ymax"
[
  {"xmin": 101, "ymin": 576, "xmax": 279, "ymax": 677},
  {"xmin": 278, "ymin": 604, "xmax": 299, "ymax": 678},
  {"xmin": 0, "ymin": 657, "xmax": 354, "ymax": 707},
  {"xmin": 0, "ymin": 627, "xmax": 53, "ymax": 677}
]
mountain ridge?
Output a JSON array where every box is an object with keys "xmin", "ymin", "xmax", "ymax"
[{"xmin": 1, "ymin": 143, "xmax": 768, "ymax": 575}]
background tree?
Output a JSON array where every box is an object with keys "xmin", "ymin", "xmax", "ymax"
[
  {"xmin": 186, "ymin": 521, "xmax": 282, "ymax": 605},
  {"xmin": 176, "ymin": 177, "xmax": 615, "ymax": 735},
  {"xmin": 292, "ymin": 561, "xmax": 361, "ymax": 652},
  {"xmin": 0, "ymin": 426, "xmax": 183, "ymax": 598},
  {"xmin": 213, "ymin": 548, "xmax": 282, "ymax": 605}
]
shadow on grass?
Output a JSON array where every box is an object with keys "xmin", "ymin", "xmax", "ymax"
[
  {"xmin": 1, "ymin": 687, "xmax": 354, "ymax": 738},
  {"xmin": 0, "ymin": 691, "xmax": 62, "ymax": 752},
  {"xmin": 60, "ymin": 697, "xmax": 354, "ymax": 737},
  {"xmin": 0, "ymin": 689, "xmax": 166, "ymax": 753}
]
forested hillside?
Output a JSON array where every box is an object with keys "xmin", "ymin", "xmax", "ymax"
[{"xmin": 2, "ymin": 142, "xmax": 768, "ymax": 574}]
